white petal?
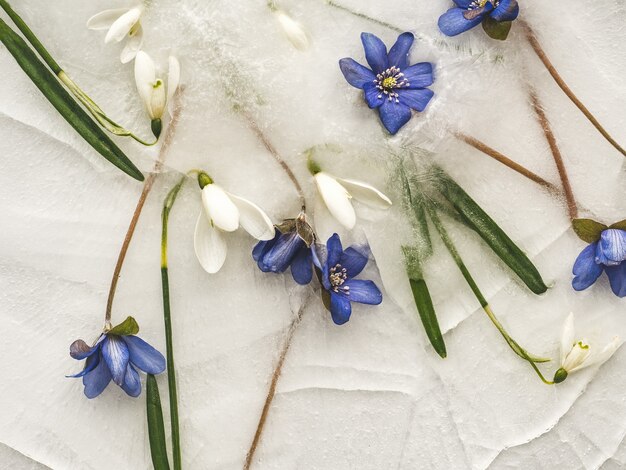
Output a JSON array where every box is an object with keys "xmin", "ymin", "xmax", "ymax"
[
  {"xmin": 120, "ymin": 24, "xmax": 143, "ymax": 64},
  {"xmin": 105, "ymin": 7, "xmax": 142, "ymax": 44},
  {"xmin": 314, "ymin": 172, "xmax": 356, "ymax": 230},
  {"xmin": 150, "ymin": 80, "xmax": 167, "ymax": 119},
  {"xmin": 201, "ymin": 185, "xmax": 240, "ymax": 232},
  {"xmin": 275, "ymin": 11, "xmax": 309, "ymax": 51},
  {"xmin": 560, "ymin": 313, "xmax": 575, "ymax": 365},
  {"xmin": 86, "ymin": 8, "xmax": 129, "ymax": 30},
  {"xmin": 134, "ymin": 51, "xmax": 156, "ymax": 113},
  {"xmin": 228, "ymin": 193, "xmax": 274, "ymax": 240},
  {"xmin": 563, "ymin": 340, "xmax": 592, "ymax": 373},
  {"xmin": 194, "ymin": 212, "xmax": 228, "ymax": 274},
  {"xmin": 585, "ymin": 336, "xmax": 621, "ymax": 369},
  {"xmin": 336, "ymin": 177, "xmax": 392, "ymax": 209},
  {"xmin": 166, "ymin": 56, "xmax": 181, "ymax": 115}
]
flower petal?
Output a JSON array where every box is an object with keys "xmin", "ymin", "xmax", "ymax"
[
  {"xmin": 586, "ymin": 337, "xmax": 621, "ymax": 368},
  {"xmin": 339, "ymin": 246, "xmax": 369, "ymax": 277},
  {"xmin": 68, "ymin": 352, "xmax": 100, "ymax": 378},
  {"xmin": 134, "ymin": 51, "xmax": 156, "ymax": 112},
  {"xmin": 453, "ymin": 0, "xmax": 473, "ymax": 7},
  {"xmin": 325, "ymin": 233, "xmax": 344, "ymax": 270},
  {"xmin": 360, "ymin": 32, "xmax": 389, "ymax": 74},
  {"xmin": 120, "ymin": 23, "xmax": 143, "ymax": 64},
  {"xmin": 104, "ymin": 7, "xmax": 142, "ymax": 43},
  {"xmin": 227, "ymin": 193, "xmax": 274, "ymax": 240},
  {"xmin": 83, "ymin": 353, "xmax": 112, "ymax": 399},
  {"xmin": 387, "ymin": 32, "xmax": 414, "ymax": 70},
  {"xmin": 291, "ymin": 246, "xmax": 313, "ymax": 285},
  {"xmin": 363, "ymin": 83, "xmax": 384, "ymax": 109},
  {"xmin": 257, "ymin": 231, "xmax": 302, "ymax": 272},
  {"xmin": 438, "ymin": 7, "xmax": 485, "ymax": 37},
  {"xmin": 202, "ymin": 185, "xmax": 240, "ymax": 232},
  {"xmin": 121, "ymin": 364, "xmax": 142, "ymax": 397},
  {"xmin": 572, "ymin": 243, "xmax": 603, "ymax": 291},
  {"xmin": 606, "ymin": 263, "xmax": 626, "ymax": 297},
  {"xmin": 86, "ymin": 8, "xmax": 129, "ymax": 30},
  {"xmin": 338, "ymin": 58, "xmax": 376, "ymax": 89},
  {"xmin": 253, "ymin": 230, "xmax": 278, "ymax": 261},
  {"xmin": 167, "ymin": 56, "xmax": 181, "ymax": 115},
  {"xmin": 560, "ymin": 313, "xmax": 575, "ymax": 365},
  {"xmin": 194, "ymin": 211, "xmax": 228, "ymax": 274},
  {"xmin": 490, "ymin": 0, "xmax": 520, "ymax": 22},
  {"xmin": 344, "ymin": 279, "xmax": 382, "ymax": 305},
  {"xmin": 314, "ymin": 173, "xmax": 356, "ymax": 230},
  {"xmin": 330, "ymin": 292, "xmax": 352, "ymax": 325},
  {"xmin": 598, "ymin": 229, "xmax": 626, "ymax": 265},
  {"xmin": 69, "ymin": 337, "xmax": 102, "ymax": 360},
  {"xmin": 123, "ymin": 335, "xmax": 166, "ymax": 374},
  {"xmin": 102, "ymin": 336, "xmax": 130, "ymax": 386},
  {"xmin": 397, "ymin": 88, "xmax": 434, "ymax": 112},
  {"xmin": 336, "ymin": 177, "xmax": 392, "ymax": 209},
  {"xmin": 378, "ymin": 100, "xmax": 412, "ymax": 135},
  {"xmin": 563, "ymin": 341, "xmax": 592, "ymax": 372},
  {"xmin": 402, "ymin": 62, "xmax": 434, "ymax": 89}
]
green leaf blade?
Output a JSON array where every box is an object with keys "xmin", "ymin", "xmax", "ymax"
[
  {"xmin": 108, "ymin": 316, "xmax": 140, "ymax": 336},
  {"xmin": 409, "ymin": 276, "xmax": 446, "ymax": 358},
  {"xmin": 146, "ymin": 374, "xmax": 171, "ymax": 470}
]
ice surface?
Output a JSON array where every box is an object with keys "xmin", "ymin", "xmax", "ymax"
[{"xmin": 0, "ymin": 0, "xmax": 625, "ymax": 468}]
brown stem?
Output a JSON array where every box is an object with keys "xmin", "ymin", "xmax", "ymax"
[
  {"xmin": 455, "ymin": 131, "xmax": 560, "ymax": 195},
  {"xmin": 243, "ymin": 299, "xmax": 309, "ymax": 470},
  {"xmin": 529, "ymin": 89, "xmax": 578, "ymax": 220},
  {"xmin": 104, "ymin": 89, "xmax": 186, "ymax": 325},
  {"xmin": 520, "ymin": 20, "xmax": 626, "ymax": 158}
]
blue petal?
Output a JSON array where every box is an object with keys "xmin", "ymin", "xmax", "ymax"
[
  {"xmin": 397, "ymin": 88, "xmax": 434, "ymax": 112},
  {"xmin": 339, "ymin": 246, "xmax": 369, "ymax": 278},
  {"xmin": 253, "ymin": 231, "xmax": 278, "ymax": 262},
  {"xmin": 121, "ymin": 364, "xmax": 142, "ymax": 397},
  {"xmin": 102, "ymin": 335, "xmax": 130, "ymax": 386},
  {"xmin": 339, "ymin": 58, "xmax": 376, "ymax": 89},
  {"xmin": 387, "ymin": 32, "xmax": 414, "ymax": 70},
  {"xmin": 364, "ymin": 83, "xmax": 384, "ymax": 109},
  {"xmin": 67, "ymin": 352, "xmax": 100, "ymax": 378},
  {"xmin": 453, "ymin": 0, "xmax": 473, "ymax": 7},
  {"xmin": 326, "ymin": 234, "xmax": 344, "ymax": 269},
  {"xmin": 438, "ymin": 7, "xmax": 485, "ymax": 36},
  {"xmin": 606, "ymin": 263, "xmax": 626, "ymax": 297},
  {"xmin": 378, "ymin": 100, "xmax": 412, "ymax": 134},
  {"xmin": 123, "ymin": 335, "xmax": 166, "ymax": 374},
  {"xmin": 572, "ymin": 243, "xmax": 603, "ymax": 291},
  {"xmin": 402, "ymin": 62, "xmax": 434, "ymax": 89},
  {"xmin": 291, "ymin": 246, "xmax": 313, "ymax": 285},
  {"xmin": 344, "ymin": 279, "xmax": 383, "ymax": 305},
  {"xmin": 330, "ymin": 292, "xmax": 352, "ymax": 325},
  {"xmin": 490, "ymin": 0, "xmax": 519, "ymax": 22},
  {"xmin": 311, "ymin": 242, "xmax": 324, "ymax": 270},
  {"xmin": 258, "ymin": 231, "xmax": 303, "ymax": 273},
  {"xmin": 83, "ymin": 353, "xmax": 112, "ymax": 399},
  {"xmin": 361, "ymin": 32, "xmax": 389, "ymax": 74},
  {"xmin": 597, "ymin": 229, "xmax": 626, "ymax": 265},
  {"xmin": 69, "ymin": 335, "xmax": 104, "ymax": 360}
]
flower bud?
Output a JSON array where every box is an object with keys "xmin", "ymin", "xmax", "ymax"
[{"xmin": 553, "ymin": 367, "xmax": 568, "ymax": 384}]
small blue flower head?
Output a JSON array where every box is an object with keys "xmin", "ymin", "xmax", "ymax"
[
  {"xmin": 438, "ymin": 0, "xmax": 520, "ymax": 40},
  {"xmin": 253, "ymin": 213, "xmax": 315, "ymax": 285},
  {"xmin": 68, "ymin": 316, "xmax": 166, "ymax": 399},
  {"xmin": 339, "ymin": 32, "xmax": 434, "ymax": 135},
  {"xmin": 313, "ymin": 234, "xmax": 383, "ymax": 325},
  {"xmin": 573, "ymin": 228, "xmax": 626, "ymax": 297}
]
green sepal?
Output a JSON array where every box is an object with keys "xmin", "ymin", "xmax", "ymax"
[
  {"xmin": 482, "ymin": 17, "xmax": 512, "ymax": 41},
  {"xmin": 0, "ymin": 19, "xmax": 144, "ymax": 181},
  {"xmin": 435, "ymin": 170, "xmax": 548, "ymax": 295},
  {"xmin": 146, "ymin": 374, "xmax": 171, "ymax": 470},
  {"xmin": 107, "ymin": 316, "xmax": 140, "ymax": 336},
  {"xmin": 572, "ymin": 218, "xmax": 608, "ymax": 243},
  {"xmin": 151, "ymin": 118, "xmax": 162, "ymax": 139},
  {"xmin": 609, "ymin": 219, "xmax": 626, "ymax": 231}
]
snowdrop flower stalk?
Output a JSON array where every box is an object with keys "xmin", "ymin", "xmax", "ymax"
[
  {"xmin": 194, "ymin": 171, "xmax": 275, "ymax": 274},
  {"xmin": 553, "ymin": 313, "xmax": 621, "ymax": 383},
  {"xmin": 267, "ymin": 1, "xmax": 309, "ymax": 50},
  {"xmin": 87, "ymin": 5, "xmax": 145, "ymax": 63},
  {"xmin": 135, "ymin": 51, "xmax": 181, "ymax": 139}
]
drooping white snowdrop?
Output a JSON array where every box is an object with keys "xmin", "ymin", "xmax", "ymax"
[
  {"xmin": 313, "ymin": 171, "xmax": 392, "ymax": 230},
  {"xmin": 194, "ymin": 174, "xmax": 275, "ymax": 274},
  {"xmin": 273, "ymin": 10, "xmax": 309, "ymax": 51},
  {"xmin": 553, "ymin": 313, "xmax": 621, "ymax": 383},
  {"xmin": 134, "ymin": 52, "xmax": 180, "ymax": 137},
  {"xmin": 87, "ymin": 6, "xmax": 145, "ymax": 63}
]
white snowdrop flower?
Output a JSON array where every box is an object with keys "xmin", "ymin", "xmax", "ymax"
[
  {"xmin": 274, "ymin": 10, "xmax": 309, "ymax": 51},
  {"xmin": 194, "ymin": 176, "xmax": 275, "ymax": 274},
  {"xmin": 87, "ymin": 6, "xmax": 145, "ymax": 63},
  {"xmin": 554, "ymin": 313, "xmax": 621, "ymax": 383},
  {"xmin": 313, "ymin": 171, "xmax": 392, "ymax": 230},
  {"xmin": 134, "ymin": 52, "xmax": 180, "ymax": 136}
]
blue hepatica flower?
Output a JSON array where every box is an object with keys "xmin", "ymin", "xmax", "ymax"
[
  {"xmin": 314, "ymin": 234, "xmax": 383, "ymax": 325},
  {"xmin": 339, "ymin": 32, "xmax": 434, "ymax": 135},
  {"xmin": 69, "ymin": 317, "xmax": 166, "ymax": 399},
  {"xmin": 438, "ymin": 0, "xmax": 520, "ymax": 38},
  {"xmin": 572, "ymin": 229, "xmax": 626, "ymax": 297}
]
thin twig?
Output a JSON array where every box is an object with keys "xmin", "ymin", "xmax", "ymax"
[
  {"xmin": 520, "ymin": 20, "xmax": 626, "ymax": 159},
  {"xmin": 243, "ymin": 296, "xmax": 311, "ymax": 470},
  {"xmin": 529, "ymin": 89, "xmax": 578, "ymax": 220},
  {"xmin": 104, "ymin": 89, "xmax": 186, "ymax": 325}
]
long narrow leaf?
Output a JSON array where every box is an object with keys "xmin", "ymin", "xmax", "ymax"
[
  {"xmin": 409, "ymin": 277, "xmax": 446, "ymax": 358},
  {"xmin": 0, "ymin": 19, "xmax": 144, "ymax": 181},
  {"xmin": 147, "ymin": 374, "xmax": 171, "ymax": 470},
  {"xmin": 434, "ymin": 170, "xmax": 547, "ymax": 295}
]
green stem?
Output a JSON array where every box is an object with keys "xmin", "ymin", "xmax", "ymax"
[
  {"xmin": 425, "ymin": 204, "xmax": 554, "ymax": 385},
  {"xmin": 161, "ymin": 175, "xmax": 187, "ymax": 470},
  {"xmin": 323, "ymin": 0, "xmax": 403, "ymax": 33}
]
